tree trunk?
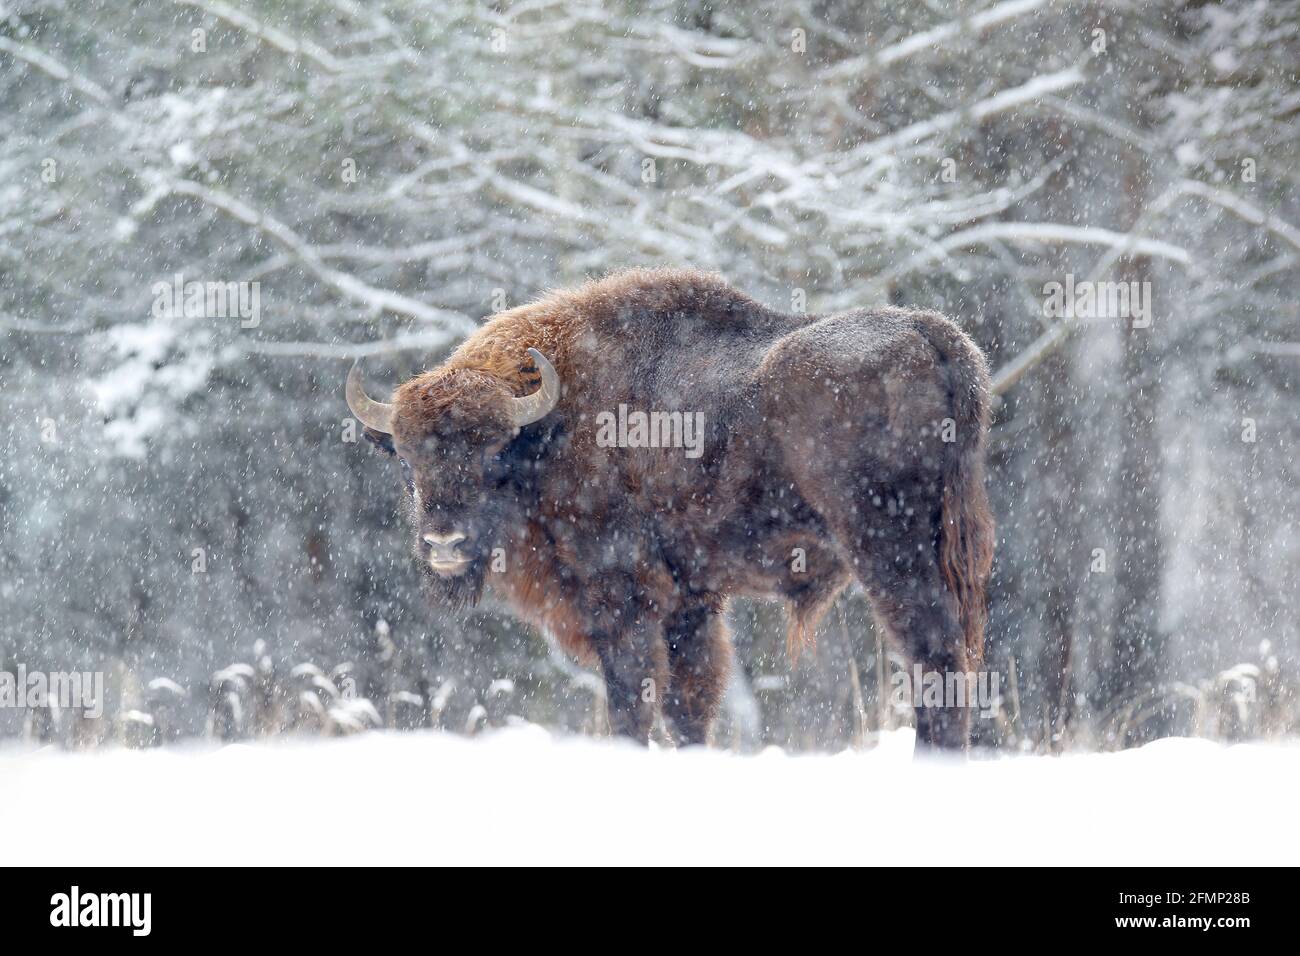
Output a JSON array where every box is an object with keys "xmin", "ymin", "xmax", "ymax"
[{"xmin": 1108, "ymin": 230, "xmax": 1168, "ymax": 743}]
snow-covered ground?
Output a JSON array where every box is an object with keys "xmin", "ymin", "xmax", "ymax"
[{"xmin": 1, "ymin": 728, "xmax": 1295, "ymax": 865}]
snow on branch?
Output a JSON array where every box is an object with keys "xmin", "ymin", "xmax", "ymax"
[
  {"xmin": 1241, "ymin": 339, "xmax": 1300, "ymax": 358},
  {"xmin": 0, "ymin": 36, "xmax": 112, "ymax": 105},
  {"xmin": 0, "ymin": 314, "xmax": 93, "ymax": 335},
  {"xmin": 986, "ymin": 180, "xmax": 1300, "ymax": 397},
  {"xmin": 311, "ymin": 232, "xmax": 491, "ymax": 265},
  {"xmin": 873, "ymin": 221, "xmax": 1190, "ymax": 298},
  {"xmin": 1158, "ymin": 180, "xmax": 1300, "ymax": 255},
  {"xmin": 987, "ymin": 218, "xmax": 1192, "ymax": 397},
  {"xmin": 488, "ymin": 175, "xmax": 603, "ymax": 225},
  {"xmin": 991, "ymin": 321, "xmax": 1075, "ymax": 397},
  {"xmin": 174, "ymin": 0, "xmax": 345, "ymax": 73},
  {"xmin": 943, "ymin": 221, "xmax": 1190, "ymax": 263},
  {"xmin": 643, "ymin": 23, "xmax": 758, "ymax": 70},
  {"xmin": 832, "ymin": 64, "xmax": 1088, "ymax": 170},
  {"xmin": 1035, "ymin": 95, "xmax": 1158, "ymax": 152},
  {"xmin": 143, "ymin": 178, "xmax": 475, "ymax": 333},
  {"xmin": 824, "ymin": 0, "xmax": 1051, "ymax": 82}
]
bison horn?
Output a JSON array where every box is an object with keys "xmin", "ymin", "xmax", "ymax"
[
  {"xmin": 346, "ymin": 361, "xmax": 396, "ymax": 434},
  {"xmin": 510, "ymin": 348, "xmax": 561, "ymax": 427}
]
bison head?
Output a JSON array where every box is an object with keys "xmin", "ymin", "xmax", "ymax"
[{"xmin": 346, "ymin": 348, "xmax": 559, "ymax": 605}]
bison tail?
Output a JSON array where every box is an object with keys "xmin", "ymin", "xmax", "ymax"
[{"xmin": 916, "ymin": 313, "xmax": 996, "ymax": 668}]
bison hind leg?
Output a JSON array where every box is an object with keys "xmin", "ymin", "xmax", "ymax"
[{"xmin": 823, "ymin": 481, "xmax": 972, "ymax": 753}]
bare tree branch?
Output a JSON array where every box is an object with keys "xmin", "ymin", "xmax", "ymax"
[
  {"xmin": 174, "ymin": 0, "xmax": 345, "ymax": 73},
  {"xmin": 870, "ymin": 221, "xmax": 1190, "ymax": 303},
  {"xmin": 0, "ymin": 36, "xmax": 113, "ymax": 104},
  {"xmin": 824, "ymin": 0, "xmax": 1051, "ymax": 81},
  {"xmin": 989, "ymin": 205, "xmax": 1178, "ymax": 398},
  {"xmin": 1158, "ymin": 180, "xmax": 1300, "ymax": 255},
  {"xmin": 1241, "ymin": 338, "xmax": 1300, "ymax": 358},
  {"xmin": 832, "ymin": 63, "xmax": 1089, "ymax": 170},
  {"xmin": 137, "ymin": 178, "xmax": 475, "ymax": 333}
]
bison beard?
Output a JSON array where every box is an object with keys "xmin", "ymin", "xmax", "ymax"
[
  {"xmin": 348, "ymin": 269, "xmax": 994, "ymax": 754},
  {"xmin": 418, "ymin": 552, "xmax": 488, "ymax": 608}
]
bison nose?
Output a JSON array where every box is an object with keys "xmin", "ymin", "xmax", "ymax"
[
  {"xmin": 422, "ymin": 530, "xmax": 468, "ymax": 563},
  {"xmin": 422, "ymin": 531, "xmax": 467, "ymax": 548}
]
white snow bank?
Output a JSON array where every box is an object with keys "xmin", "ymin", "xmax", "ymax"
[{"xmin": 1, "ymin": 728, "xmax": 1295, "ymax": 865}]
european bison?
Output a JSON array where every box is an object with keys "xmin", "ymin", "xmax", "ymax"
[{"xmin": 347, "ymin": 269, "xmax": 994, "ymax": 750}]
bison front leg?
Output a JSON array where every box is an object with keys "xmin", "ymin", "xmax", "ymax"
[
  {"xmin": 663, "ymin": 602, "xmax": 732, "ymax": 747},
  {"xmin": 914, "ymin": 690, "xmax": 972, "ymax": 752},
  {"xmin": 587, "ymin": 573, "xmax": 668, "ymax": 744}
]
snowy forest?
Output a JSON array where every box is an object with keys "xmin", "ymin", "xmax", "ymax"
[{"xmin": 2, "ymin": 0, "xmax": 1297, "ymax": 755}]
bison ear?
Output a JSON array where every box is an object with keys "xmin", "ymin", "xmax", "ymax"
[{"xmin": 363, "ymin": 427, "xmax": 395, "ymax": 456}]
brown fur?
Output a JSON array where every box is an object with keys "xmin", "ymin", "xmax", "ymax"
[
  {"xmin": 913, "ymin": 312, "xmax": 996, "ymax": 666},
  {"xmin": 358, "ymin": 268, "xmax": 995, "ymax": 750}
]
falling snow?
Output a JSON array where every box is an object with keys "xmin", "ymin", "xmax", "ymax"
[{"xmin": 1, "ymin": 0, "xmax": 1297, "ymax": 837}]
